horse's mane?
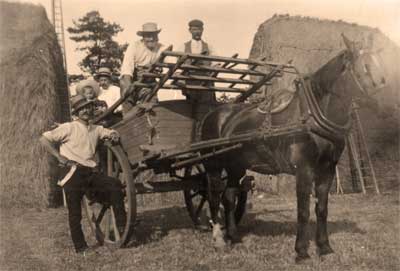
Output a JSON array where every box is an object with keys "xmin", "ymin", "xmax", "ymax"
[{"xmin": 311, "ymin": 50, "xmax": 349, "ymax": 98}]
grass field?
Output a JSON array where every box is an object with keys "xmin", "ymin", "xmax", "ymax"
[{"xmin": 1, "ymin": 191, "xmax": 399, "ymax": 271}]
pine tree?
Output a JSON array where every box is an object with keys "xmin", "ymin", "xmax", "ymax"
[{"xmin": 67, "ymin": 11, "xmax": 128, "ymax": 75}]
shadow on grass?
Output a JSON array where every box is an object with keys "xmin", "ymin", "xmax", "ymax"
[
  {"xmin": 126, "ymin": 205, "xmax": 197, "ymax": 247},
  {"xmin": 239, "ymin": 212, "xmax": 367, "ymax": 241},
  {"xmin": 123, "ymin": 204, "xmax": 366, "ymax": 248}
]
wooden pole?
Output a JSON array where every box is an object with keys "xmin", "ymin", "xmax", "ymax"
[
  {"xmin": 335, "ymin": 166, "xmax": 344, "ymax": 194},
  {"xmin": 347, "ymin": 134, "xmax": 366, "ymax": 194}
]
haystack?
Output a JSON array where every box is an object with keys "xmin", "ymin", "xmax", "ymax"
[
  {"xmin": 249, "ymin": 15, "xmax": 400, "ymax": 193},
  {"xmin": 0, "ymin": 2, "xmax": 70, "ymax": 207}
]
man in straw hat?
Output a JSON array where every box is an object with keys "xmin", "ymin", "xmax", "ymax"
[
  {"xmin": 176, "ymin": 19, "xmax": 217, "ymax": 103},
  {"xmin": 39, "ymin": 95, "xmax": 126, "ymax": 255},
  {"xmin": 120, "ymin": 22, "xmax": 169, "ymax": 111}
]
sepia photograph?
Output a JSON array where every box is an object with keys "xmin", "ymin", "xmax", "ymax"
[{"xmin": 0, "ymin": 0, "xmax": 399, "ymax": 270}]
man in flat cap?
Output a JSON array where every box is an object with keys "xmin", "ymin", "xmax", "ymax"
[
  {"xmin": 177, "ymin": 19, "xmax": 217, "ymax": 103},
  {"xmin": 120, "ymin": 22, "xmax": 169, "ymax": 111}
]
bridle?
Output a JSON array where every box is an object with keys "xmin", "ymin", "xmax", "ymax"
[{"xmin": 346, "ymin": 49, "xmax": 386, "ymax": 97}]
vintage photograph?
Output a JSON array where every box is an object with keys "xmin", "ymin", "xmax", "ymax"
[{"xmin": 0, "ymin": 0, "xmax": 399, "ymax": 270}]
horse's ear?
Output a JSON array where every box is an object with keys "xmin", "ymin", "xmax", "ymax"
[{"xmin": 341, "ymin": 33, "xmax": 355, "ymax": 52}]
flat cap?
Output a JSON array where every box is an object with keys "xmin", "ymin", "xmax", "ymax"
[{"xmin": 188, "ymin": 19, "xmax": 204, "ymax": 28}]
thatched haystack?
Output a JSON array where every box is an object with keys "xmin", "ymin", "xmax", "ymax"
[
  {"xmin": 250, "ymin": 15, "xmax": 400, "ymax": 193},
  {"xmin": 0, "ymin": 2, "xmax": 70, "ymax": 207}
]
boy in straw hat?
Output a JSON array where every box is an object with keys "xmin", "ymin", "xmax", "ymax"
[
  {"xmin": 39, "ymin": 95, "xmax": 127, "ymax": 255},
  {"xmin": 120, "ymin": 22, "xmax": 170, "ymax": 111},
  {"xmin": 76, "ymin": 79, "xmax": 108, "ymax": 118}
]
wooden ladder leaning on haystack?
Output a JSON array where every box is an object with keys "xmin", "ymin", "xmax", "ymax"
[{"xmin": 335, "ymin": 102, "xmax": 380, "ymax": 194}]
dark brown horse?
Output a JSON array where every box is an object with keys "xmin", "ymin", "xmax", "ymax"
[{"xmin": 200, "ymin": 35, "xmax": 386, "ymax": 262}]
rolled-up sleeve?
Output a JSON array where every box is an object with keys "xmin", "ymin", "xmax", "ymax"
[
  {"xmin": 120, "ymin": 42, "xmax": 136, "ymax": 77},
  {"xmin": 42, "ymin": 123, "xmax": 71, "ymax": 143}
]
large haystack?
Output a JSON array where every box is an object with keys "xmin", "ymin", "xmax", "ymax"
[
  {"xmin": 0, "ymin": 2, "xmax": 70, "ymax": 207},
  {"xmin": 250, "ymin": 15, "xmax": 400, "ymax": 193}
]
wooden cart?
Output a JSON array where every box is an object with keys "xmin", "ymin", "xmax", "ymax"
[{"xmin": 84, "ymin": 49, "xmax": 297, "ymax": 247}]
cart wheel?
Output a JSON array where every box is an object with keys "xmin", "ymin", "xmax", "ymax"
[
  {"xmin": 83, "ymin": 143, "xmax": 135, "ymax": 247},
  {"xmin": 183, "ymin": 166, "xmax": 248, "ymax": 228}
]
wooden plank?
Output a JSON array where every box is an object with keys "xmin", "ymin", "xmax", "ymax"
[
  {"xmin": 155, "ymin": 122, "xmax": 195, "ymax": 129},
  {"xmin": 203, "ymin": 53, "xmax": 239, "ymax": 87},
  {"xmin": 234, "ymin": 63, "xmax": 289, "ymax": 103},
  {"xmin": 142, "ymin": 73, "xmax": 263, "ymax": 85},
  {"xmin": 135, "ymin": 179, "xmax": 200, "ymax": 194},
  {"xmin": 162, "ymin": 84, "xmax": 250, "ymax": 93},
  {"xmin": 162, "ymin": 51, "xmax": 295, "ymax": 68},
  {"xmin": 171, "ymin": 143, "xmax": 243, "ymax": 169},
  {"xmin": 145, "ymin": 54, "xmax": 189, "ymax": 102},
  {"xmin": 230, "ymin": 57, "xmax": 267, "ymax": 88},
  {"xmin": 156, "ymin": 62, "xmax": 271, "ymax": 77}
]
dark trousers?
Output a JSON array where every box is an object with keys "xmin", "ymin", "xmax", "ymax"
[{"xmin": 62, "ymin": 165, "xmax": 127, "ymax": 252}]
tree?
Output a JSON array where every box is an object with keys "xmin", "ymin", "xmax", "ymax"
[{"xmin": 67, "ymin": 11, "xmax": 128, "ymax": 75}]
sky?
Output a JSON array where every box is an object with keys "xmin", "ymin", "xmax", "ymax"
[{"xmin": 11, "ymin": 0, "xmax": 400, "ymax": 76}]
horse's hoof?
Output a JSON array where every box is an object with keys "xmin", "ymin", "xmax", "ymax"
[
  {"xmin": 318, "ymin": 244, "xmax": 334, "ymax": 256},
  {"xmin": 227, "ymin": 234, "xmax": 240, "ymax": 244},
  {"xmin": 295, "ymin": 253, "xmax": 311, "ymax": 264},
  {"xmin": 213, "ymin": 239, "xmax": 227, "ymax": 250}
]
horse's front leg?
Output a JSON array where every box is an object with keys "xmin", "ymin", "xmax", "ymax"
[
  {"xmin": 223, "ymin": 167, "xmax": 245, "ymax": 243},
  {"xmin": 295, "ymin": 165, "xmax": 314, "ymax": 262},
  {"xmin": 314, "ymin": 163, "xmax": 335, "ymax": 256},
  {"xmin": 206, "ymin": 169, "xmax": 226, "ymax": 248}
]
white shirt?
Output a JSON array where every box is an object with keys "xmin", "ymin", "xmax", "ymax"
[
  {"xmin": 43, "ymin": 121, "xmax": 116, "ymax": 167},
  {"xmin": 176, "ymin": 39, "xmax": 216, "ymax": 55},
  {"xmin": 98, "ymin": 85, "xmax": 122, "ymax": 111},
  {"xmin": 120, "ymin": 40, "xmax": 168, "ymax": 77}
]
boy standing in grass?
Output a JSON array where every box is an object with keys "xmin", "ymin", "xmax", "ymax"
[{"xmin": 39, "ymin": 94, "xmax": 126, "ymax": 254}]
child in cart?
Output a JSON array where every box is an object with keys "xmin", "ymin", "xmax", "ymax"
[{"xmin": 76, "ymin": 79, "xmax": 108, "ymax": 118}]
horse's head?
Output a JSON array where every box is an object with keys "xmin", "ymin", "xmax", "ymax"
[{"xmin": 342, "ymin": 33, "xmax": 387, "ymax": 97}]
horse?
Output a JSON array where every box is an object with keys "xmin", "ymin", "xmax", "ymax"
[{"xmin": 200, "ymin": 34, "xmax": 387, "ymax": 262}]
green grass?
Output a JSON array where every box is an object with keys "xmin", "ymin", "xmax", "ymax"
[{"xmin": 1, "ymin": 192, "xmax": 399, "ymax": 271}]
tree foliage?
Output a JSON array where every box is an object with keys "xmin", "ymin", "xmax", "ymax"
[{"xmin": 67, "ymin": 11, "xmax": 128, "ymax": 75}]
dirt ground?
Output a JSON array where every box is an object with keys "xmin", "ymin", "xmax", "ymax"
[{"xmin": 1, "ymin": 191, "xmax": 399, "ymax": 271}]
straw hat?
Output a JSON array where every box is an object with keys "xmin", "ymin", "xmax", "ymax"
[
  {"xmin": 137, "ymin": 22, "xmax": 162, "ymax": 36},
  {"xmin": 75, "ymin": 79, "xmax": 100, "ymax": 97},
  {"xmin": 95, "ymin": 67, "xmax": 112, "ymax": 79},
  {"xmin": 70, "ymin": 94, "xmax": 94, "ymax": 114}
]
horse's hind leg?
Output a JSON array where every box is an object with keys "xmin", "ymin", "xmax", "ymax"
[
  {"xmin": 206, "ymin": 168, "xmax": 226, "ymax": 248},
  {"xmin": 295, "ymin": 164, "xmax": 314, "ymax": 262},
  {"xmin": 314, "ymin": 162, "xmax": 335, "ymax": 256}
]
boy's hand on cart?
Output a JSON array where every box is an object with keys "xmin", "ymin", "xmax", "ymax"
[{"xmin": 108, "ymin": 131, "xmax": 120, "ymax": 142}]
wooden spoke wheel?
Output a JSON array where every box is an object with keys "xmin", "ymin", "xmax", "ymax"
[
  {"xmin": 83, "ymin": 143, "xmax": 135, "ymax": 247},
  {"xmin": 183, "ymin": 166, "xmax": 248, "ymax": 229}
]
